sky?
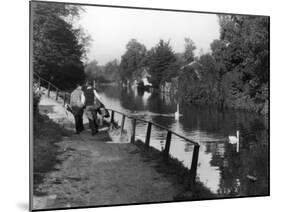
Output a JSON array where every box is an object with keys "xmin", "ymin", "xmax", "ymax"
[{"xmin": 77, "ymin": 6, "xmax": 221, "ymax": 65}]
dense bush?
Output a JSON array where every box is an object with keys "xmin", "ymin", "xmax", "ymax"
[
  {"xmin": 33, "ymin": 83, "xmax": 41, "ymax": 115},
  {"xmin": 32, "ymin": 2, "xmax": 89, "ymax": 90},
  {"xmin": 177, "ymin": 15, "xmax": 269, "ymax": 113}
]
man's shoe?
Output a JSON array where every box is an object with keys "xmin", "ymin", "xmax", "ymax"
[{"xmin": 92, "ymin": 129, "xmax": 99, "ymax": 136}]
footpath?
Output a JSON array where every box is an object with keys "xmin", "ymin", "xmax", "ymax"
[{"xmin": 33, "ymin": 95, "xmax": 182, "ymax": 210}]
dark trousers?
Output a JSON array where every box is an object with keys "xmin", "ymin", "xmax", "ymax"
[
  {"xmin": 72, "ymin": 106, "xmax": 84, "ymax": 133},
  {"xmin": 85, "ymin": 105, "xmax": 98, "ymax": 135}
]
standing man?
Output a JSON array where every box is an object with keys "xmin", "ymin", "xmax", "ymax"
[
  {"xmin": 84, "ymin": 81, "xmax": 102, "ymax": 135},
  {"xmin": 70, "ymin": 83, "xmax": 85, "ymax": 134}
]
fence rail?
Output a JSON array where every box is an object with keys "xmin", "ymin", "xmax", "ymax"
[
  {"xmin": 33, "ymin": 73, "xmax": 200, "ymax": 189},
  {"xmin": 107, "ymin": 108, "xmax": 200, "ymax": 188},
  {"xmin": 33, "ymin": 73, "xmax": 71, "ymax": 105}
]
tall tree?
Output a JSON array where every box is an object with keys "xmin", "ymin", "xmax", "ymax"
[
  {"xmin": 103, "ymin": 59, "xmax": 120, "ymax": 82},
  {"xmin": 183, "ymin": 37, "xmax": 196, "ymax": 64},
  {"xmin": 210, "ymin": 15, "xmax": 269, "ymax": 111},
  {"xmin": 119, "ymin": 39, "xmax": 147, "ymax": 82},
  {"xmin": 216, "ymin": 15, "xmax": 269, "ymax": 100},
  {"xmin": 32, "ymin": 2, "xmax": 91, "ymax": 89},
  {"xmin": 146, "ymin": 40, "xmax": 176, "ymax": 86},
  {"xmin": 177, "ymin": 15, "xmax": 269, "ymax": 113},
  {"xmin": 84, "ymin": 60, "xmax": 102, "ymax": 80}
]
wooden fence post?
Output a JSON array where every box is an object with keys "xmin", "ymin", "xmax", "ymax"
[
  {"xmin": 163, "ymin": 131, "xmax": 172, "ymax": 162},
  {"xmin": 130, "ymin": 119, "xmax": 136, "ymax": 144},
  {"xmin": 145, "ymin": 122, "xmax": 152, "ymax": 149},
  {"xmin": 55, "ymin": 89, "xmax": 59, "ymax": 101},
  {"xmin": 67, "ymin": 94, "xmax": 70, "ymax": 104},
  {"xmin": 47, "ymin": 82, "xmax": 51, "ymax": 97},
  {"xmin": 121, "ymin": 114, "xmax": 125, "ymax": 135},
  {"xmin": 63, "ymin": 93, "xmax": 66, "ymax": 105},
  {"xmin": 38, "ymin": 78, "xmax": 41, "ymax": 91},
  {"xmin": 189, "ymin": 144, "xmax": 200, "ymax": 189},
  {"xmin": 111, "ymin": 111, "xmax": 115, "ymax": 123}
]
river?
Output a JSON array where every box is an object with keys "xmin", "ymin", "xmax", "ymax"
[{"xmin": 97, "ymin": 84, "xmax": 269, "ymax": 197}]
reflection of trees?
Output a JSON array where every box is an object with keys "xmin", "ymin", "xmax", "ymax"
[
  {"xmin": 161, "ymin": 93, "xmax": 172, "ymax": 106},
  {"xmin": 151, "ymin": 116, "xmax": 174, "ymax": 129},
  {"xmin": 100, "ymin": 84, "xmax": 268, "ymax": 197},
  {"xmin": 119, "ymin": 87, "xmax": 147, "ymax": 110},
  {"xmin": 184, "ymin": 143, "xmax": 193, "ymax": 152},
  {"xmin": 204, "ymin": 118, "xmax": 269, "ymax": 197},
  {"xmin": 147, "ymin": 93, "xmax": 174, "ymax": 114},
  {"xmin": 159, "ymin": 91, "xmax": 179, "ymax": 107},
  {"xmin": 178, "ymin": 103, "xmax": 266, "ymax": 137},
  {"xmin": 98, "ymin": 85, "xmax": 122, "ymax": 101}
]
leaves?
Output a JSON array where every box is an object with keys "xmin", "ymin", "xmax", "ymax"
[
  {"xmin": 183, "ymin": 38, "xmax": 196, "ymax": 64},
  {"xmin": 119, "ymin": 39, "xmax": 147, "ymax": 81},
  {"xmin": 32, "ymin": 2, "xmax": 89, "ymax": 89},
  {"xmin": 146, "ymin": 40, "xmax": 176, "ymax": 86},
  {"xmin": 179, "ymin": 15, "xmax": 269, "ymax": 112}
]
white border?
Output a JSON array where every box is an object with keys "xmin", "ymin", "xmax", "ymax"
[{"xmin": 1, "ymin": 0, "xmax": 279, "ymax": 212}]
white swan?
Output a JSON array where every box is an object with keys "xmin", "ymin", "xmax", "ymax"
[
  {"xmin": 175, "ymin": 104, "xmax": 180, "ymax": 120},
  {"xmin": 228, "ymin": 130, "xmax": 240, "ymax": 152}
]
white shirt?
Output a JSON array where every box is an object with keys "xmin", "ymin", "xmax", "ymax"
[
  {"xmin": 93, "ymin": 89, "xmax": 102, "ymax": 103},
  {"xmin": 81, "ymin": 92, "xmax": 85, "ymax": 105}
]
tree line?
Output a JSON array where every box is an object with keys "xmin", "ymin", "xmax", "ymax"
[
  {"xmin": 86, "ymin": 15, "xmax": 268, "ymax": 113},
  {"xmin": 32, "ymin": 4, "xmax": 268, "ymax": 113},
  {"xmin": 32, "ymin": 2, "xmax": 91, "ymax": 90}
]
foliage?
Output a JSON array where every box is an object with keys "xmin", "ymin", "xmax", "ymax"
[
  {"xmin": 32, "ymin": 2, "xmax": 90, "ymax": 90},
  {"xmin": 217, "ymin": 15, "xmax": 269, "ymax": 110},
  {"xmin": 178, "ymin": 15, "xmax": 269, "ymax": 113},
  {"xmin": 103, "ymin": 59, "xmax": 120, "ymax": 82},
  {"xmin": 119, "ymin": 39, "xmax": 147, "ymax": 82},
  {"xmin": 84, "ymin": 60, "xmax": 102, "ymax": 80},
  {"xmin": 216, "ymin": 15, "xmax": 269, "ymax": 83},
  {"xmin": 162, "ymin": 62, "xmax": 181, "ymax": 82},
  {"xmin": 85, "ymin": 59, "xmax": 120, "ymax": 83},
  {"xmin": 33, "ymin": 82, "xmax": 41, "ymax": 115},
  {"xmin": 33, "ymin": 112, "xmax": 71, "ymax": 192},
  {"xmin": 183, "ymin": 37, "xmax": 196, "ymax": 64},
  {"xmin": 146, "ymin": 40, "xmax": 177, "ymax": 86},
  {"xmin": 78, "ymin": 14, "xmax": 269, "ymax": 114}
]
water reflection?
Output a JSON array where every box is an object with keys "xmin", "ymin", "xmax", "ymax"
[{"xmin": 98, "ymin": 85, "xmax": 269, "ymax": 197}]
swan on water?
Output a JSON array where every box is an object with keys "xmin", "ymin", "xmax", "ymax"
[
  {"xmin": 175, "ymin": 104, "xmax": 180, "ymax": 120},
  {"xmin": 228, "ymin": 130, "xmax": 240, "ymax": 152}
]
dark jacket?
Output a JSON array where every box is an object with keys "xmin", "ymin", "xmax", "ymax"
[
  {"xmin": 84, "ymin": 86, "xmax": 101, "ymax": 109},
  {"xmin": 84, "ymin": 87, "xmax": 95, "ymax": 106}
]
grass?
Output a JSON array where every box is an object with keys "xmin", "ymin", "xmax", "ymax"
[
  {"xmin": 134, "ymin": 139, "xmax": 215, "ymax": 200},
  {"xmin": 32, "ymin": 106, "xmax": 214, "ymax": 200},
  {"xmin": 33, "ymin": 112, "xmax": 71, "ymax": 195}
]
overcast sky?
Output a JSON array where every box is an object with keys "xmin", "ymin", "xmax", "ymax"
[{"xmin": 78, "ymin": 6, "xmax": 220, "ymax": 65}]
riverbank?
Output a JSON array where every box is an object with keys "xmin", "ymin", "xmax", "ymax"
[
  {"xmin": 32, "ymin": 95, "xmax": 214, "ymax": 210},
  {"xmin": 134, "ymin": 140, "xmax": 214, "ymax": 200},
  {"xmin": 33, "ymin": 112, "xmax": 71, "ymax": 191},
  {"xmin": 117, "ymin": 83, "xmax": 269, "ymax": 115},
  {"xmin": 181, "ymin": 93, "xmax": 269, "ymax": 115}
]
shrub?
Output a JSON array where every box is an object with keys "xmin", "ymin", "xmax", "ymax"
[{"xmin": 33, "ymin": 83, "xmax": 41, "ymax": 115}]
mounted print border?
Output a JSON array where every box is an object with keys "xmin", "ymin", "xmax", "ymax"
[{"xmin": 30, "ymin": 0, "xmax": 270, "ymax": 211}]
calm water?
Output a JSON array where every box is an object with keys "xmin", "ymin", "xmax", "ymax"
[{"xmin": 98, "ymin": 85, "xmax": 269, "ymax": 197}]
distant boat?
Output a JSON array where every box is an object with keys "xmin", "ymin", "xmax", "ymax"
[
  {"xmin": 137, "ymin": 80, "xmax": 152, "ymax": 92},
  {"xmin": 228, "ymin": 130, "xmax": 240, "ymax": 152}
]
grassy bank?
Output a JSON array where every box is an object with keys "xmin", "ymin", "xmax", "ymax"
[
  {"xmin": 33, "ymin": 112, "xmax": 71, "ymax": 195},
  {"xmin": 134, "ymin": 140, "xmax": 215, "ymax": 200}
]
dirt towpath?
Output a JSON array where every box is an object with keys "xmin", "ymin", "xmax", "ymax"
[{"xmin": 33, "ymin": 96, "xmax": 182, "ymax": 210}]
